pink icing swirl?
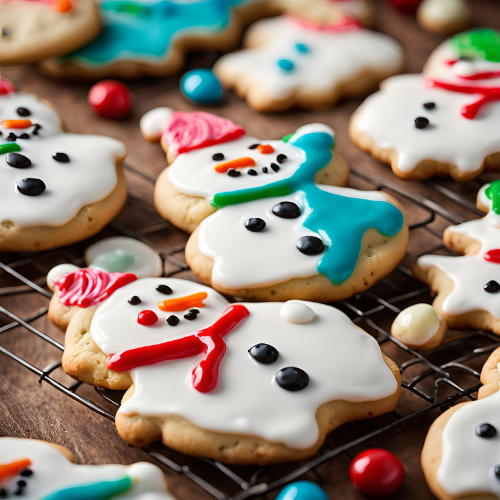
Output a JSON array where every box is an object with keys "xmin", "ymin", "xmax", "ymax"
[
  {"xmin": 55, "ymin": 268, "xmax": 137, "ymax": 308},
  {"xmin": 163, "ymin": 111, "xmax": 246, "ymax": 155},
  {"xmin": 288, "ymin": 15, "xmax": 363, "ymax": 32}
]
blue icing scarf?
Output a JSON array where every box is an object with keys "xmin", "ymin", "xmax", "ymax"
[
  {"xmin": 62, "ymin": 0, "xmax": 250, "ymax": 65},
  {"xmin": 212, "ymin": 132, "xmax": 405, "ymax": 285},
  {"xmin": 42, "ymin": 476, "xmax": 132, "ymax": 500}
]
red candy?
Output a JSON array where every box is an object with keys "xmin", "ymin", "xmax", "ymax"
[
  {"xmin": 0, "ymin": 80, "xmax": 15, "ymax": 96},
  {"xmin": 386, "ymin": 0, "xmax": 423, "ymax": 14},
  {"xmin": 349, "ymin": 448, "xmax": 405, "ymax": 496},
  {"xmin": 137, "ymin": 310, "xmax": 158, "ymax": 326},
  {"xmin": 88, "ymin": 80, "xmax": 132, "ymax": 119}
]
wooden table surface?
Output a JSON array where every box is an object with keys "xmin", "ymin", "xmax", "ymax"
[{"xmin": 2, "ymin": 1, "xmax": 500, "ymax": 498}]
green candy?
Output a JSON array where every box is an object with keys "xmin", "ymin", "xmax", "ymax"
[
  {"xmin": 90, "ymin": 249, "xmax": 135, "ymax": 273},
  {"xmin": 0, "ymin": 143, "xmax": 21, "ymax": 155},
  {"xmin": 451, "ymin": 28, "xmax": 500, "ymax": 63},
  {"xmin": 485, "ymin": 179, "xmax": 500, "ymax": 215}
]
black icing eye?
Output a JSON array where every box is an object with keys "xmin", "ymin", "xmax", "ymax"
[
  {"xmin": 53, "ymin": 152, "xmax": 70, "ymax": 163},
  {"xmin": 459, "ymin": 55, "xmax": 473, "ymax": 61},
  {"xmin": 167, "ymin": 315, "xmax": 179, "ymax": 326},
  {"xmin": 249, "ymin": 343, "xmax": 279, "ymax": 364},
  {"xmin": 17, "ymin": 178, "xmax": 45, "ymax": 196},
  {"xmin": 262, "ymin": 166, "xmax": 268, "ymax": 173},
  {"xmin": 248, "ymin": 144, "xmax": 259, "ymax": 149},
  {"xmin": 297, "ymin": 236, "xmax": 324, "ymax": 255},
  {"xmin": 247, "ymin": 169, "xmax": 257, "ymax": 176},
  {"xmin": 276, "ymin": 154, "xmax": 287, "ymax": 163},
  {"xmin": 156, "ymin": 284, "xmax": 172, "ymax": 295},
  {"xmin": 212, "ymin": 153, "xmax": 224, "ymax": 161},
  {"xmin": 227, "ymin": 168, "xmax": 241, "ymax": 177},
  {"xmin": 484, "ymin": 280, "xmax": 500, "ymax": 293},
  {"xmin": 6, "ymin": 152, "xmax": 31, "ymax": 168},
  {"xmin": 476, "ymin": 423, "xmax": 497, "ymax": 438},
  {"xmin": 270, "ymin": 162, "xmax": 280, "ymax": 172},
  {"xmin": 245, "ymin": 218, "xmax": 266, "ymax": 232},
  {"xmin": 272, "ymin": 201, "xmax": 301, "ymax": 219},
  {"xmin": 19, "ymin": 133, "xmax": 30, "ymax": 140},
  {"xmin": 16, "ymin": 107, "xmax": 31, "ymax": 117},
  {"xmin": 276, "ymin": 367, "xmax": 309, "ymax": 391},
  {"xmin": 414, "ymin": 117, "xmax": 430, "ymax": 129},
  {"xmin": 2, "ymin": 27, "xmax": 10, "ymax": 37},
  {"xmin": 184, "ymin": 312, "xmax": 197, "ymax": 320},
  {"xmin": 128, "ymin": 296, "xmax": 141, "ymax": 305},
  {"xmin": 19, "ymin": 469, "xmax": 32, "ymax": 477},
  {"xmin": 423, "ymin": 102, "xmax": 436, "ymax": 110}
]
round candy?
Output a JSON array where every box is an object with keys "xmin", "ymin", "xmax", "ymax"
[
  {"xmin": 349, "ymin": 448, "xmax": 405, "ymax": 496},
  {"xmin": 0, "ymin": 80, "xmax": 15, "ymax": 95},
  {"xmin": 88, "ymin": 80, "xmax": 133, "ymax": 119},
  {"xmin": 386, "ymin": 0, "xmax": 423, "ymax": 14},
  {"xmin": 180, "ymin": 69, "xmax": 223, "ymax": 105},
  {"xmin": 276, "ymin": 481, "xmax": 329, "ymax": 500},
  {"xmin": 137, "ymin": 310, "xmax": 158, "ymax": 326},
  {"xmin": 280, "ymin": 301, "xmax": 315, "ymax": 324}
]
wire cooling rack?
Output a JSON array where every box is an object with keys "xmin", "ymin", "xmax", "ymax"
[{"xmin": 1, "ymin": 161, "xmax": 499, "ymax": 500}]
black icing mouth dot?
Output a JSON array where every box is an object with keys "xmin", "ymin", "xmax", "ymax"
[
  {"xmin": 32, "ymin": 124, "xmax": 41, "ymax": 135},
  {"xmin": 297, "ymin": 236, "xmax": 324, "ymax": 255},
  {"xmin": 7, "ymin": 152, "xmax": 31, "ymax": 168},
  {"xmin": 414, "ymin": 117, "xmax": 430, "ymax": 129},
  {"xmin": 167, "ymin": 315, "xmax": 179, "ymax": 326},
  {"xmin": 248, "ymin": 144, "xmax": 259, "ymax": 149},
  {"xmin": 484, "ymin": 280, "xmax": 500, "ymax": 293},
  {"xmin": 184, "ymin": 312, "xmax": 197, "ymax": 320},
  {"xmin": 270, "ymin": 162, "xmax": 280, "ymax": 172},
  {"xmin": 53, "ymin": 152, "xmax": 70, "ymax": 163},
  {"xmin": 276, "ymin": 154, "xmax": 287, "ymax": 163},
  {"xmin": 249, "ymin": 343, "xmax": 279, "ymax": 364},
  {"xmin": 6, "ymin": 132, "xmax": 17, "ymax": 142},
  {"xmin": 17, "ymin": 178, "xmax": 46, "ymax": 196},
  {"xmin": 190, "ymin": 308, "xmax": 199, "ymax": 314},
  {"xmin": 423, "ymin": 102, "xmax": 436, "ymax": 110},
  {"xmin": 19, "ymin": 469, "xmax": 33, "ymax": 477},
  {"xmin": 19, "ymin": 133, "xmax": 30, "ymax": 140},
  {"xmin": 272, "ymin": 201, "xmax": 301, "ymax": 219},
  {"xmin": 16, "ymin": 107, "xmax": 31, "ymax": 117},
  {"xmin": 276, "ymin": 367, "xmax": 309, "ymax": 391},
  {"xmin": 156, "ymin": 284, "xmax": 172, "ymax": 295},
  {"xmin": 247, "ymin": 169, "xmax": 257, "ymax": 176},
  {"xmin": 212, "ymin": 153, "xmax": 224, "ymax": 161},
  {"xmin": 262, "ymin": 166, "xmax": 268, "ymax": 173},
  {"xmin": 245, "ymin": 217, "xmax": 266, "ymax": 232},
  {"xmin": 476, "ymin": 423, "xmax": 497, "ymax": 438},
  {"xmin": 128, "ymin": 296, "xmax": 141, "ymax": 305},
  {"xmin": 13, "ymin": 479, "xmax": 27, "ymax": 496},
  {"xmin": 227, "ymin": 168, "xmax": 241, "ymax": 177},
  {"xmin": 495, "ymin": 464, "xmax": 500, "ymax": 480}
]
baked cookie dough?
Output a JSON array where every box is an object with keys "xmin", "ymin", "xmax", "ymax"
[
  {"xmin": 61, "ymin": 277, "xmax": 401, "ymax": 465},
  {"xmin": 0, "ymin": 0, "xmax": 101, "ymax": 65},
  {"xmin": 0, "ymin": 84, "xmax": 127, "ymax": 252},
  {"xmin": 417, "ymin": 0, "xmax": 471, "ymax": 36}
]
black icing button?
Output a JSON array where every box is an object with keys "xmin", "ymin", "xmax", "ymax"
[
  {"xmin": 415, "ymin": 117, "xmax": 430, "ymax": 129},
  {"xmin": 53, "ymin": 152, "xmax": 70, "ymax": 163},
  {"xmin": 276, "ymin": 154, "xmax": 287, "ymax": 163},
  {"xmin": 249, "ymin": 343, "xmax": 279, "ymax": 364},
  {"xmin": 156, "ymin": 284, "xmax": 172, "ymax": 295},
  {"xmin": 227, "ymin": 168, "xmax": 241, "ymax": 177},
  {"xmin": 276, "ymin": 367, "xmax": 309, "ymax": 391},
  {"xmin": 484, "ymin": 280, "xmax": 500, "ymax": 293},
  {"xmin": 212, "ymin": 153, "xmax": 224, "ymax": 161},
  {"xmin": 247, "ymin": 169, "xmax": 257, "ymax": 176},
  {"xmin": 32, "ymin": 124, "xmax": 41, "ymax": 135},
  {"xmin": 184, "ymin": 312, "xmax": 197, "ymax": 321},
  {"xmin": 270, "ymin": 162, "xmax": 280, "ymax": 172},
  {"xmin": 128, "ymin": 296, "xmax": 141, "ymax": 305},
  {"xmin": 17, "ymin": 178, "xmax": 45, "ymax": 196},
  {"xmin": 272, "ymin": 201, "xmax": 301, "ymax": 219},
  {"xmin": 16, "ymin": 107, "xmax": 31, "ymax": 117},
  {"xmin": 6, "ymin": 132, "xmax": 17, "ymax": 141},
  {"xmin": 245, "ymin": 217, "xmax": 266, "ymax": 232},
  {"xmin": 248, "ymin": 143, "xmax": 259, "ymax": 149},
  {"xmin": 6, "ymin": 152, "xmax": 31, "ymax": 169},
  {"xmin": 262, "ymin": 166, "xmax": 268, "ymax": 173},
  {"xmin": 423, "ymin": 102, "xmax": 436, "ymax": 110},
  {"xmin": 297, "ymin": 236, "xmax": 324, "ymax": 255},
  {"xmin": 167, "ymin": 315, "xmax": 179, "ymax": 326},
  {"xmin": 476, "ymin": 423, "xmax": 497, "ymax": 438}
]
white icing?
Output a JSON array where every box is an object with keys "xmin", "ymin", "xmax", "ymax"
[
  {"xmin": 437, "ymin": 365, "xmax": 500, "ymax": 498},
  {"xmin": 280, "ymin": 300, "xmax": 315, "ymax": 324},
  {"xmin": 478, "ymin": 183, "xmax": 500, "ymax": 227},
  {"xmin": 0, "ymin": 91, "xmax": 125, "ymax": 228},
  {"xmin": 214, "ymin": 16, "xmax": 403, "ymax": 101},
  {"xmin": 85, "ymin": 237, "xmax": 163, "ymax": 278},
  {"xmin": 418, "ymin": 0, "xmax": 470, "ymax": 25},
  {"xmin": 197, "ymin": 186, "xmax": 389, "ymax": 289},
  {"xmin": 391, "ymin": 303, "xmax": 441, "ymax": 346},
  {"xmin": 352, "ymin": 74, "xmax": 500, "ymax": 173},
  {"xmin": 329, "ymin": 0, "xmax": 372, "ymax": 20},
  {"xmin": 0, "ymin": 437, "xmax": 174, "ymax": 499},
  {"xmin": 47, "ymin": 263, "xmax": 80, "ymax": 290},
  {"xmin": 90, "ymin": 279, "xmax": 398, "ymax": 449},
  {"xmin": 140, "ymin": 107, "xmax": 173, "ymax": 140}
]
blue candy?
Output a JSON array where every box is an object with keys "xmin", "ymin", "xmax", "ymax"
[
  {"xmin": 180, "ymin": 69, "xmax": 223, "ymax": 105},
  {"xmin": 276, "ymin": 481, "xmax": 330, "ymax": 500}
]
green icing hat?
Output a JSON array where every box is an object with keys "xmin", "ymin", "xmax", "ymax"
[{"xmin": 451, "ymin": 28, "xmax": 500, "ymax": 63}]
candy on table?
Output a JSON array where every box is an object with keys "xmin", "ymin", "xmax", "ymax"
[
  {"xmin": 180, "ymin": 69, "xmax": 223, "ymax": 105},
  {"xmin": 275, "ymin": 481, "xmax": 330, "ymax": 500},
  {"xmin": 88, "ymin": 80, "xmax": 133, "ymax": 119},
  {"xmin": 417, "ymin": 0, "xmax": 471, "ymax": 35}
]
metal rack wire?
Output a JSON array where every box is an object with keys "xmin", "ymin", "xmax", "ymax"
[{"xmin": 1, "ymin": 161, "xmax": 499, "ymax": 500}]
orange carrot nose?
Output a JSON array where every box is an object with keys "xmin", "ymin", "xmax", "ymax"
[
  {"xmin": 257, "ymin": 144, "xmax": 274, "ymax": 154},
  {"xmin": 214, "ymin": 157, "xmax": 256, "ymax": 173},
  {"xmin": 0, "ymin": 458, "xmax": 32, "ymax": 482},
  {"xmin": 1, "ymin": 119, "xmax": 33, "ymax": 129},
  {"xmin": 158, "ymin": 292, "xmax": 208, "ymax": 312},
  {"xmin": 54, "ymin": 0, "xmax": 72, "ymax": 12}
]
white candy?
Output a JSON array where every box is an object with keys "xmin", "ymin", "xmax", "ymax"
[
  {"xmin": 392, "ymin": 304, "xmax": 441, "ymax": 347},
  {"xmin": 280, "ymin": 300, "xmax": 316, "ymax": 324},
  {"xmin": 46, "ymin": 263, "xmax": 80, "ymax": 290}
]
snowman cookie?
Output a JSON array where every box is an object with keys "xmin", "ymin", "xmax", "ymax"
[
  {"xmin": 0, "ymin": 437, "xmax": 175, "ymax": 499},
  {"xmin": 61, "ymin": 277, "xmax": 401, "ymax": 465},
  {"xmin": 350, "ymin": 29, "xmax": 500, "ymax": 181},
  {"xmin": 141, "ymin": 108, "xmax": 349, "ymax": 233},
  {"xmin": 0, "ymin": 84, "xmax": 127, "ymax": 252},
  {"xmin": 421, "ymin": 347, "xmax": 500, "ymax": 500},
  {"xmin": 47, "ymin": 237, "xmax": 162, "ymax": 330},
  {"xmin": 414, "ymin": 193, "xmax": 500, "ymax": 335},
  {"xmin": 214, "ymin": 15, "xmax": 404, "ymax": 112},
  {"xmin": 0, "ymin": 0, "xmax": 101, "ymax": 65},
  {"xmin": 187, "ymin": 184, "xmax": 408, "ymax": 302}
]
